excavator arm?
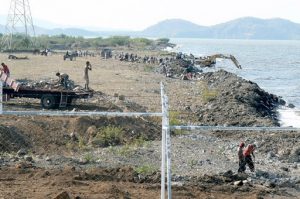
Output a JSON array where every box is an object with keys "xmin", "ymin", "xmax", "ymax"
[{"xmin": 195, "ymin": 54, "xmax": 242, "ymax": 69}]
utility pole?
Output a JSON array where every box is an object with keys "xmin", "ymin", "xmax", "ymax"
[{"xmin": 1, "ymin": 0, "xmax": 36, "ymax": 50}]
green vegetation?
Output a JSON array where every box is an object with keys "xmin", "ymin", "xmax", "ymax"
[
  {"xmin": 200, "ymin": 82, "xmax": 218, "ymax": 102},
  {"xmin": 84, "ymin": 153, "xmax": 95, "ymax": 163},
  {"xmin": 169, "ymin": 111, "xmax": 181, "ymax": 126},
  {"xmin": 0, "ymin": 33, "xmax": 169, "ymax": 50},
  {"xmin": 92, "ymin": 125, "xmax": 124, "ymax": 147},
  {"xmin": 188, "ymin": 159, "xmax": 198, "ymax": 169},
  {"xmin": 134, "ymin": 165, "xmax": 156, "ymax": 175}
]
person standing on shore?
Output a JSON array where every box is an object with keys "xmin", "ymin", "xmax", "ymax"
[
  {"xmin": 243, "ymin": 144, "xmax": 256, "ymax": 172},
  {"xmin": 237, "ymin": 142, "xmax": 246, "ymax": 173},
  {"xmin": 84, "ymin": 61, "xmax": 92, "ymax": 90}
]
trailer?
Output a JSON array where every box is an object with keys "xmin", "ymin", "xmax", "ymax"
[{"xmin": 1, "ymin": 71, "xmax": 92, "ymax": 109}]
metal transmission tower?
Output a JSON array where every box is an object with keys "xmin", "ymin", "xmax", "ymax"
[{"xmin": 1, "ymin": 0, "xmax": 36, "ymax": 50}]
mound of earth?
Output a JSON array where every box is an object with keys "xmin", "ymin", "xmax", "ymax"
[
  {"xmin": 0, "ymin": 115, "xmax": 161, "ymax": 155},
  {"xmin": 195, "ymin": 70, "xmax": 284, "ymax": 126},
  {"xmin": 0, "ymin": 125, "xmax": 31, "ymax": 153}
]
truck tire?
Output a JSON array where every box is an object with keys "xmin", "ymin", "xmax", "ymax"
[
  {"xmin": 67, "ymin": 97, "xmax": 73, "ymax": 106},
  {"xmin": 41, "ymin": 94, "xmax": 58, "ymax": 109}
]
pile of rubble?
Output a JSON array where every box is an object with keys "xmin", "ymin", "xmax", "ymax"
[{"xmin": 17, "ymin": 78, "xmax": 85, "ymax": 91}]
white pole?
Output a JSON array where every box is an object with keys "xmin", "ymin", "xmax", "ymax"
[
  {"xmin": 165, "ymin": 95, "xmax": 172, "ymax": 199},
  {"xmin": 160, "ymin": 82, "xmax": 166, "ymax": 199},
  {"xmin": 0, "ymin": 81, "xmax": 2, "ymax": 114}
]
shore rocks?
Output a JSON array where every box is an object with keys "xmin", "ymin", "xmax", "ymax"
[{"xmin": 195, "ymin": 70, "xmax": 283, "ymax": 126}]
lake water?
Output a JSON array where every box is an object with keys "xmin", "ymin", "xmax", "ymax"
[{"xmin": 169, "ymin": 38, "xmax": 300, "ymax": 127}]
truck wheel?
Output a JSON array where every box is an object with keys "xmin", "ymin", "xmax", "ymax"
[
  {"xmin": 41, "ymin": 94, "xmax": 57, "ymax": 109},
  {"xmin": 66, "ymin": 98, "xmax": 73, "ymax": 106}
]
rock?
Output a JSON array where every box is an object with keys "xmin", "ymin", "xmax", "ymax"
[
  {"xmin": 267, "ymin": 151, "xmax": 276, "ymax": 159},
  {"xmin": 222, "ymin": 170, "xmax": 233, "ymax": 177},
  {"xmin": 264, "ymin": 180, "xmax": 276, "ymax": 188},
  {"xmin": 70, "ymin": 132, "xmax": 78, "ymax": 141},
  {"xmin": 119, "ymin": 95, "xmax": 125, "ymax": 100},
  {"xmin": 24, "ymin": 155, "xmax": 33, "ymax": 162},
  {"xmin": 17, "ymin": 148, "xmax": 27, "ymax": 156},
  {"xmin": 256, "ymin": 170, "xmax": 269, "ymax": 178},
  {"xmin": 53, "ymin": 191, "xmax": 71, "ymax": 199},
  {"xmin": 280, "ymin": 167, "xmax": 289, "ymax": 172},
  {"xmin": 234, "ymin": 180, "xmax": 243, "ymax": 186},
  {"xmin": 45, "ymin": 157, "xmax": 52, "ymax": 162},
  {"xmin": 78, "ymin": 158, "xmax": 88, "ymax": 165},
  {"xmin": 287, "ymin": 103, "xmax": 295, "ymax": 108},
  {"xmin": 15, "ymin": 161, "xmax": 33, "ymax": 169}
]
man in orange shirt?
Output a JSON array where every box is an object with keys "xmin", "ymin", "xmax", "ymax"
[
  {"xmin": 1, "ymin": 63, "xmax": 10, "ymax": 76},
  {"xmin": 243, "ymin": 144, "xmax": 256, "ymax": 172}
]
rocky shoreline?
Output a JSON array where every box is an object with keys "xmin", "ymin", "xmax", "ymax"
[{"xmin": 194, "ymin": 69, "xmax": 285, "ymax": 127}]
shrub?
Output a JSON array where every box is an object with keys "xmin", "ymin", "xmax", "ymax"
[
  {"xmin": 92, "ymin": 125, "xmax": 124, "ymax": 147},
  {"xmin": 134, "ymin": 165, "xmax": 156, "ymax": 175}
]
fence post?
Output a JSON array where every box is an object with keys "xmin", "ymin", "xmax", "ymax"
[
  {"xmin": 165, "ymin": 95, "xmax": 172, "ymax": 199},
  {"xmin": 0, "ymin": 81, "xmax": 2, "ymax": 114},
  {"xmin": 160, "ymin": 82, "xmax": 166, "ymax": 199},
  {"xmin": 161, "ymin": 82, "xmax": 172, "ymax": 199}
]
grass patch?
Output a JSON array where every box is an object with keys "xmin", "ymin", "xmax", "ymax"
[
  {"xmin": 200, "ymin": 82, "xmax": 218, "ymax": 102},
  {"xmin": 143, "ymin": 65, "xmax": 155, "ymax": 72},
  {"xmin": 134, "ymin": 165, "xmax": 156, "ymax": 175},
  {"xmin": 169, "ymin": 111, "xmax": 181, "ymax": 126},
  {"xmin": 83, "ymin": 153, "xmax": 95, "ymax": 163},
  {"xmin": 92, "ymin": 125, "xmax": 124, "ymax": 147}
]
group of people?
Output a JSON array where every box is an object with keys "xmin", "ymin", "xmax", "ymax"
[
  {"xmin": 56, "ymin": 61, "xmax": 92, "ymax": 90},
  {"xmin": 238, "ymin": 142, "xmax": 256, "ymax": 173}
]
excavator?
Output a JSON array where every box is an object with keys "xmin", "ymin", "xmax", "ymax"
[{"xmin": 194, "ymin": 54, "xmax": 242, "ymax": 69}]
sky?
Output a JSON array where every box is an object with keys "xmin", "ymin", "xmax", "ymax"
[{"xmin": 0, "ymin": 0, "xmax": 300, "ymax": 31}]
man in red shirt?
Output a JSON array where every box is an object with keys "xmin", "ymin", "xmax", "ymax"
[
  {"xmin": 1, "ymin": 63, "xmax": 10, "ymax": 76},
  {"xmin": 243, "ymin": 144, "xmax": 256, "ymax": 172}
]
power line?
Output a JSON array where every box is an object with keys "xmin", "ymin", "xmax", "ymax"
[{"xmin": 1, "ymin": 0, "xmax": 36, "ymax": 50}]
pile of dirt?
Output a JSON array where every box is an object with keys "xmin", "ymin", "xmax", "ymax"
[
  {"xmin": 74, "ymin": 166, "xmax": 161, "ymax": 183},
  {"xmin": 70, "ymin": 116, "xmax": 161, "ymax": 147},
  {"xmin": 0, "ymin": 115, "xmax": 161, "ymax": 155},
  {"xmin": 0, "ymin": 125, "xmax": 31, "ymax": 153},
  {"xmin": 194, "ymin": 70, "xmax": 284, "ymax": 126}
]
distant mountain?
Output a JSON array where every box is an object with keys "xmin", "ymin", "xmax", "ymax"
[
  {"xmin": 35, "ymin": 27, "xmax": 101, "ymax": 37},
  {"xmin": 209, "ymin": 17, "xmax": 300, "ymax": 40},
  {"xmin": 141, "ymin": 17, "xmax": 300, "ymax": 40},
  {"xmin": 141, "ymin": 19, "xmax": 208, "ymax": 38},
  {"xmin": 1, "ymin": 16, "xmax": 300, "ymax": 40}
]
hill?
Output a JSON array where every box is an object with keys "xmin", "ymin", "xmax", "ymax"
[
  {"xmin": 141, "ymin": 19, "xmax": 208, "ymax": 38},
  {"xmin": 209, "ymin": 17, "xmax": 300, "ymax": 40},
  {"xmin": 140, "ymin": 17, "xmax": 300, "ymax": 39}
]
